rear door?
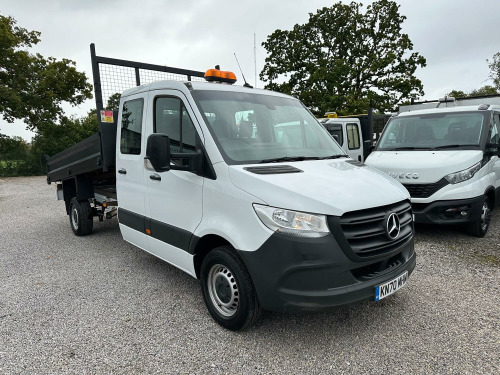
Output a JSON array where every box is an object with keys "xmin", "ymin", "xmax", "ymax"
[
  {"xmin": 145, "ymin": 92, "xmax": 204, "ymax": 276},
  {"xmin": 116, "ymin": 93, "xmax": 150, "ymax": 251}
]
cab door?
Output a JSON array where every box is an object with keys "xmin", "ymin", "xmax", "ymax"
[
  {"xmin": 346, "ymin": 121, "xmax": 364, "ymax": 161},
  {"xmin": 145, "ymin": 92, "xmax": 204, "ymax": 276},
  {"xmin": 116, "ymin": 94, "xmax": 150, "ymax": 251}
]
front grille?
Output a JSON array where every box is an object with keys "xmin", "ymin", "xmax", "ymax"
[
  {"xmin": 402, "ymin": 178, "xmax": 449, "ymax": 198},
  {"xmin": 329, "ymin": 200, "xmax": 413, "ymax": 259}
]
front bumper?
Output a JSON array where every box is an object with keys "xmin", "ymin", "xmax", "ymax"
[
  {"xmin": 412, "ymin": 196, "xmax": 483, "ymax": 224},
  {"xmin": 238, "ymin": 232, "xmax": 416, "ymax": 312}
]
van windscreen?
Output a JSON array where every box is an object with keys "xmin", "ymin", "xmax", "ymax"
[{"xmin": 191, "ymin": 90, "xmax": 344, "ymax": 164}]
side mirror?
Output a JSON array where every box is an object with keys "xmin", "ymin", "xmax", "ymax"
[{"xmin": 145, "ymin": 134, "xmax": 171, "ymax": 172}]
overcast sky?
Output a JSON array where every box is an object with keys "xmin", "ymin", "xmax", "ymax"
[{"xmin": 2, "ymin": 0, "xmax": 500, "ymax": 141}]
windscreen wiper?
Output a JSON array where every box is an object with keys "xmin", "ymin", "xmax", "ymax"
[
  {"xmin": 429, "ymin": 144, "xmax": 480, "ymax": 150},
  {"xmin": 386, "ymin": 146, "xmax": 432, "ymax": 151},
  {"xmin": 318, "ymin": 154, "xmax": 349, "ymax": 160},
  {"xmin": 259, "ymin": 156, "xmax": 310, "ymax": 163}
]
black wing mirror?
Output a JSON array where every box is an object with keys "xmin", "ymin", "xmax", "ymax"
[{"xmin": 145, "ymin": 134, "xmax": 171, "ymax": 172}]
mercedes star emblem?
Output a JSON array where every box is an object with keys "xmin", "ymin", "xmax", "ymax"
[{"xmin": 386, "ymin": 213, "xmax": 401, "ymax": 240}]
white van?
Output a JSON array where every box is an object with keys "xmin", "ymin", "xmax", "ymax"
[
  {"xmin": 366, "ymin": 95, "xmax": 500, "ymax": 237},
  {"xmin": 321, "ymin": 118, "xmax": 365, "ymax": 161},
  {"xmin": 47, "ymin": 46, "xmax": 416, "ymax": 330}
]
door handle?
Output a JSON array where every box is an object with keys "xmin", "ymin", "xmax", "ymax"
[
  {"xmin": 150, "ymin": 173, "xmax": 161, "ymax": 181},
  {"xmin": 118, "ymin": 168, "xmax": 127, "ymax": 175}
]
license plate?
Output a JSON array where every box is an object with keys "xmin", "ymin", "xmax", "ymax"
[{"xmin": 375, "ymin": 271, "xmax": 408, "ymax": 301}]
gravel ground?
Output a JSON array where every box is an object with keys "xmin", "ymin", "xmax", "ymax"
[{"xmin": 0, "ymin": 176, "xmax": 499, "ymax": 375}]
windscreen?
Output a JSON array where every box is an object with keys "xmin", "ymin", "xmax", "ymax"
[
  {"xmin": 377, "ymin": 112, "xmax": 486, "ymax": 150},
  {"xmin": 191, "ymin": 90, "xmax": 344, "ymax": 164}
]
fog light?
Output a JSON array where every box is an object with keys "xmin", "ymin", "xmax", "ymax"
[{"xmin": 443, "ymin": 205, "xmax": 471, "ymax": 219}]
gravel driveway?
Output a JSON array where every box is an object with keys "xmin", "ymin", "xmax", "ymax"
[{"xmin": 0, "ymin": 176, "xmax": 498, "ymax": 374}]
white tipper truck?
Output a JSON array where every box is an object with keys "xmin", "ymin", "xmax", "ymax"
[{"xmin": 46, "ymin": 44, "xmax": 416, "ymax": 330}]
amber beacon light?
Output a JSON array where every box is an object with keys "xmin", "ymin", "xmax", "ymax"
[{"xmin": 204, "ymin": 68, "xmax": 237, "ymax": 84}]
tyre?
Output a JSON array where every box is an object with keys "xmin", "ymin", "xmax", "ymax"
[
  {"xmin": 200, "ymin": 246, "xmax": 261, "ymax": 331},
  {"xmin": 69, "ymin": 197, "xmax": 94, "ymax": 236},
  {"xmin": 467, "ymin": 196, "xmax": 491, "ymax": 238}
]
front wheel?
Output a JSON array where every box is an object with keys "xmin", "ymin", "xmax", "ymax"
[
  {"xmin": 467, "ymin": 196, "xmax": 491, "ymax": 238},
  {"xmin": 200, "ymin": 246, "xmax": 261, "ymax": 331},
  {"xmin": 69, "ymin": 197, "xmax": 93, "ymax": 236}
]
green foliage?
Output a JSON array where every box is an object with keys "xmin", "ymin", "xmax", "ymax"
[
  {"xmin": 447, "ymin": 86, "xmax": 498, "ymax": 98},
  {"xmin": 32, "ymin": 111, "xmax": 99, "ymax": 158},
  {"xmin": 0, "ymin": 112, "xmax": 98, "ymax": 177},
  {"xmin": 106, "ymin": 93, "xmax": 121, "ymax": 111},
  {"xmin": 487, "ymin": 52, "xmax": 500, "ymax": 91},
  {"xmin": 260, "ymin": 0, "xmax": 426, "ymax": 116},
  {"xmin": 0, "ymin": 15, "xmax": 93, "ymax": 131},
  {"xmin": 0, "ymin": 134, "xmax": 40, "ymax": 176}
]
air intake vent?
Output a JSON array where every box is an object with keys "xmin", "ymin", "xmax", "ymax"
[{"xmin": 244, "ymin": 165, "xmax": 303, "ymax": 175}]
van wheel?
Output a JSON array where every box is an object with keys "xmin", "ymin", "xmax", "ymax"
[
  {"xmin": 200, "ymin": 246, "xmax": 261, "ymax": 331},
  {"xmin": 69, "ymin": 197, "xmax": 93, "ymax": 236},
  {"xmin": 467, "ymin": 196, "xmax": 491, "ymax": 238}
]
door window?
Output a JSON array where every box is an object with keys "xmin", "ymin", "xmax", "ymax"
[
  {"xmin": 154, "ymin": 97, "xmax": 198, "ymax": 164},
  {"xmin": 120, "ymin": 99, "xmax": 144, "ymax": 155},
  {"xmin": 346, "ymin": 123, "xmax": 360, "ymax": 150},
  {"xmin": 490, "ymin": 114, "xmax": 500, "ymax": 143}
]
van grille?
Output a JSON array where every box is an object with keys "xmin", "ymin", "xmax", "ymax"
[
  {"xmin": 402, "ymin": 178, "xmax": 449, "ymax": 198},
  {"xmin": 329, "ymin": 200, "xmax": 413, "ymax": 259}
]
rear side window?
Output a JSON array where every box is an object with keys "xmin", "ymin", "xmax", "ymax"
[
  {"xmin": 120, "ymin": 99, "xmax": 144, "ymax": 155},
  {"xmin": 154, "ymin": 97, "xmax": 197, "ymax": 153},
  {"xmin": 346, "ymin": 123, "xmax": 360, "ymax": 149}
]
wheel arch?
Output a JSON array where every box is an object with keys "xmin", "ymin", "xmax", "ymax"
[
  {"xmin": 484, "ymin": 186, "xmax": 496, "ymax": 208},
  {"xmin": 192, "ymin": 234, "xmax": 233, "ymax": 279}
]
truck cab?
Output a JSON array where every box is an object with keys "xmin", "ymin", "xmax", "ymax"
[
  {"xmin": 321, "ymin": 117, "xmax": 365, "ymax": 162},
  {"xmin": 365, "ymin": 95, "xmax": 500, "ymax": 237}
]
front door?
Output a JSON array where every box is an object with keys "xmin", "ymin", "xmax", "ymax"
[
  {"xmin": 145, "ymin": 92, "xmax": 204, "ymax": 276},
  {"xmin": 116, "ymin": 94, "xmax": 150, "ymax": 251}
]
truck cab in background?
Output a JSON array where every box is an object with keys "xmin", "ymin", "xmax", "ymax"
[
  {"xmin": 319, "ymin": 110, "xmax": 389, "ymax": 162},
  {"xmin": 365, "ymin": 95, "xmax": 500, "ymax": 237}
]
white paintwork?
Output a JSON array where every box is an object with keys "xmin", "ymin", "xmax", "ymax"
[
  {"xmin": 116, "ymin": 80, "xmax": 410, "ymax": 278},
  {"xmin": 323, "ymin": 118, "xmax": 364, "ymax": 161},
  {"xmin": 366, "ymin": 102, "xmax": 500, "ymax": 205},
  {"xmin": 115, "ymin": 91, "xmax": 150, "ymax": 250}
]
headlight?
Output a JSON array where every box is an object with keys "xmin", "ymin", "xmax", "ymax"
[
  {"xmin": 253, "ymin": 204, "xmax": 330, "ymax": 238},
  {"xmin": 444, "ymin": 162, "xmax": 481, "ymax": 184}
]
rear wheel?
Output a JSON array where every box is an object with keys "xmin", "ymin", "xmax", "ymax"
[
  {"xmin": 69, "ymin": 197, "xmax": 93, "ymax": 236},
  {"xmin": 467, "ymin": 196, "xmax": 491, "ymax": 238},
  {"xmin": 200, "ymin": 246, "xmax": 261, "ymax": 331}
]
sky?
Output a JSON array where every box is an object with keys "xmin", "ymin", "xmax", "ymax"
[{"xmin": 1, "ymin": 0, "xmax": 500, "ymax": 141}]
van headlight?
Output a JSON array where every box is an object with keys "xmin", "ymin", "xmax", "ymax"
[
  {"xmin": 253, "ymin": 204, "xmax": 330, "ymax": 238},
  {"xmin": 444, "ymin": 162, "xmax": 481, "ymax": 184}
]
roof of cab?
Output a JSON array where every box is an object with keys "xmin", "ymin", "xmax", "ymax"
[
  {"xmin": 397, "ymin": 104, "xmax": 500, "ymax": 117},
  {"xmin": 120, "ymin": 79, "xmax": 294, "ymax": 99}
]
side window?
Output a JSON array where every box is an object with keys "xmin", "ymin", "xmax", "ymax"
[
  {"xmin": 346, "ymin": 123, "xmax": 360, "ymax": 150},
  {"xmin": 120, "ymin": 99, "xmax": 144, "ymax": 155},
  {"xmin": 491, "ymin": 114, "xmax": 500, "ymax": 144},
  {"xmin": 326, "ymin": 123, "xmax": 343, "ymax": 145},
  {"xmin": 154, "ymin": 96, "xmax": 198, "ymax": 158}
]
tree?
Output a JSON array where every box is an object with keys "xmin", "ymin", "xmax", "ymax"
[
  {"xmin": 106, "ymin": 93, "xmax": 122, "ymax": 111},
  {"xmin": 487, "ymin": 52, "xmax": 500, "ymax": 91},
  {"xmin": 0, "ymin": 15, "xmax": 93, "ymax": 131},
  {"xmin": 447, "ymin": 86, "xmax": 498, "ymax": 99},
  {"xmin": 32, "ymin": 111, "xmax": 99, "ymax": 158},
  {"xmin": 260, "ymin": 0, "xmax": 426, "ymax": 116}
]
